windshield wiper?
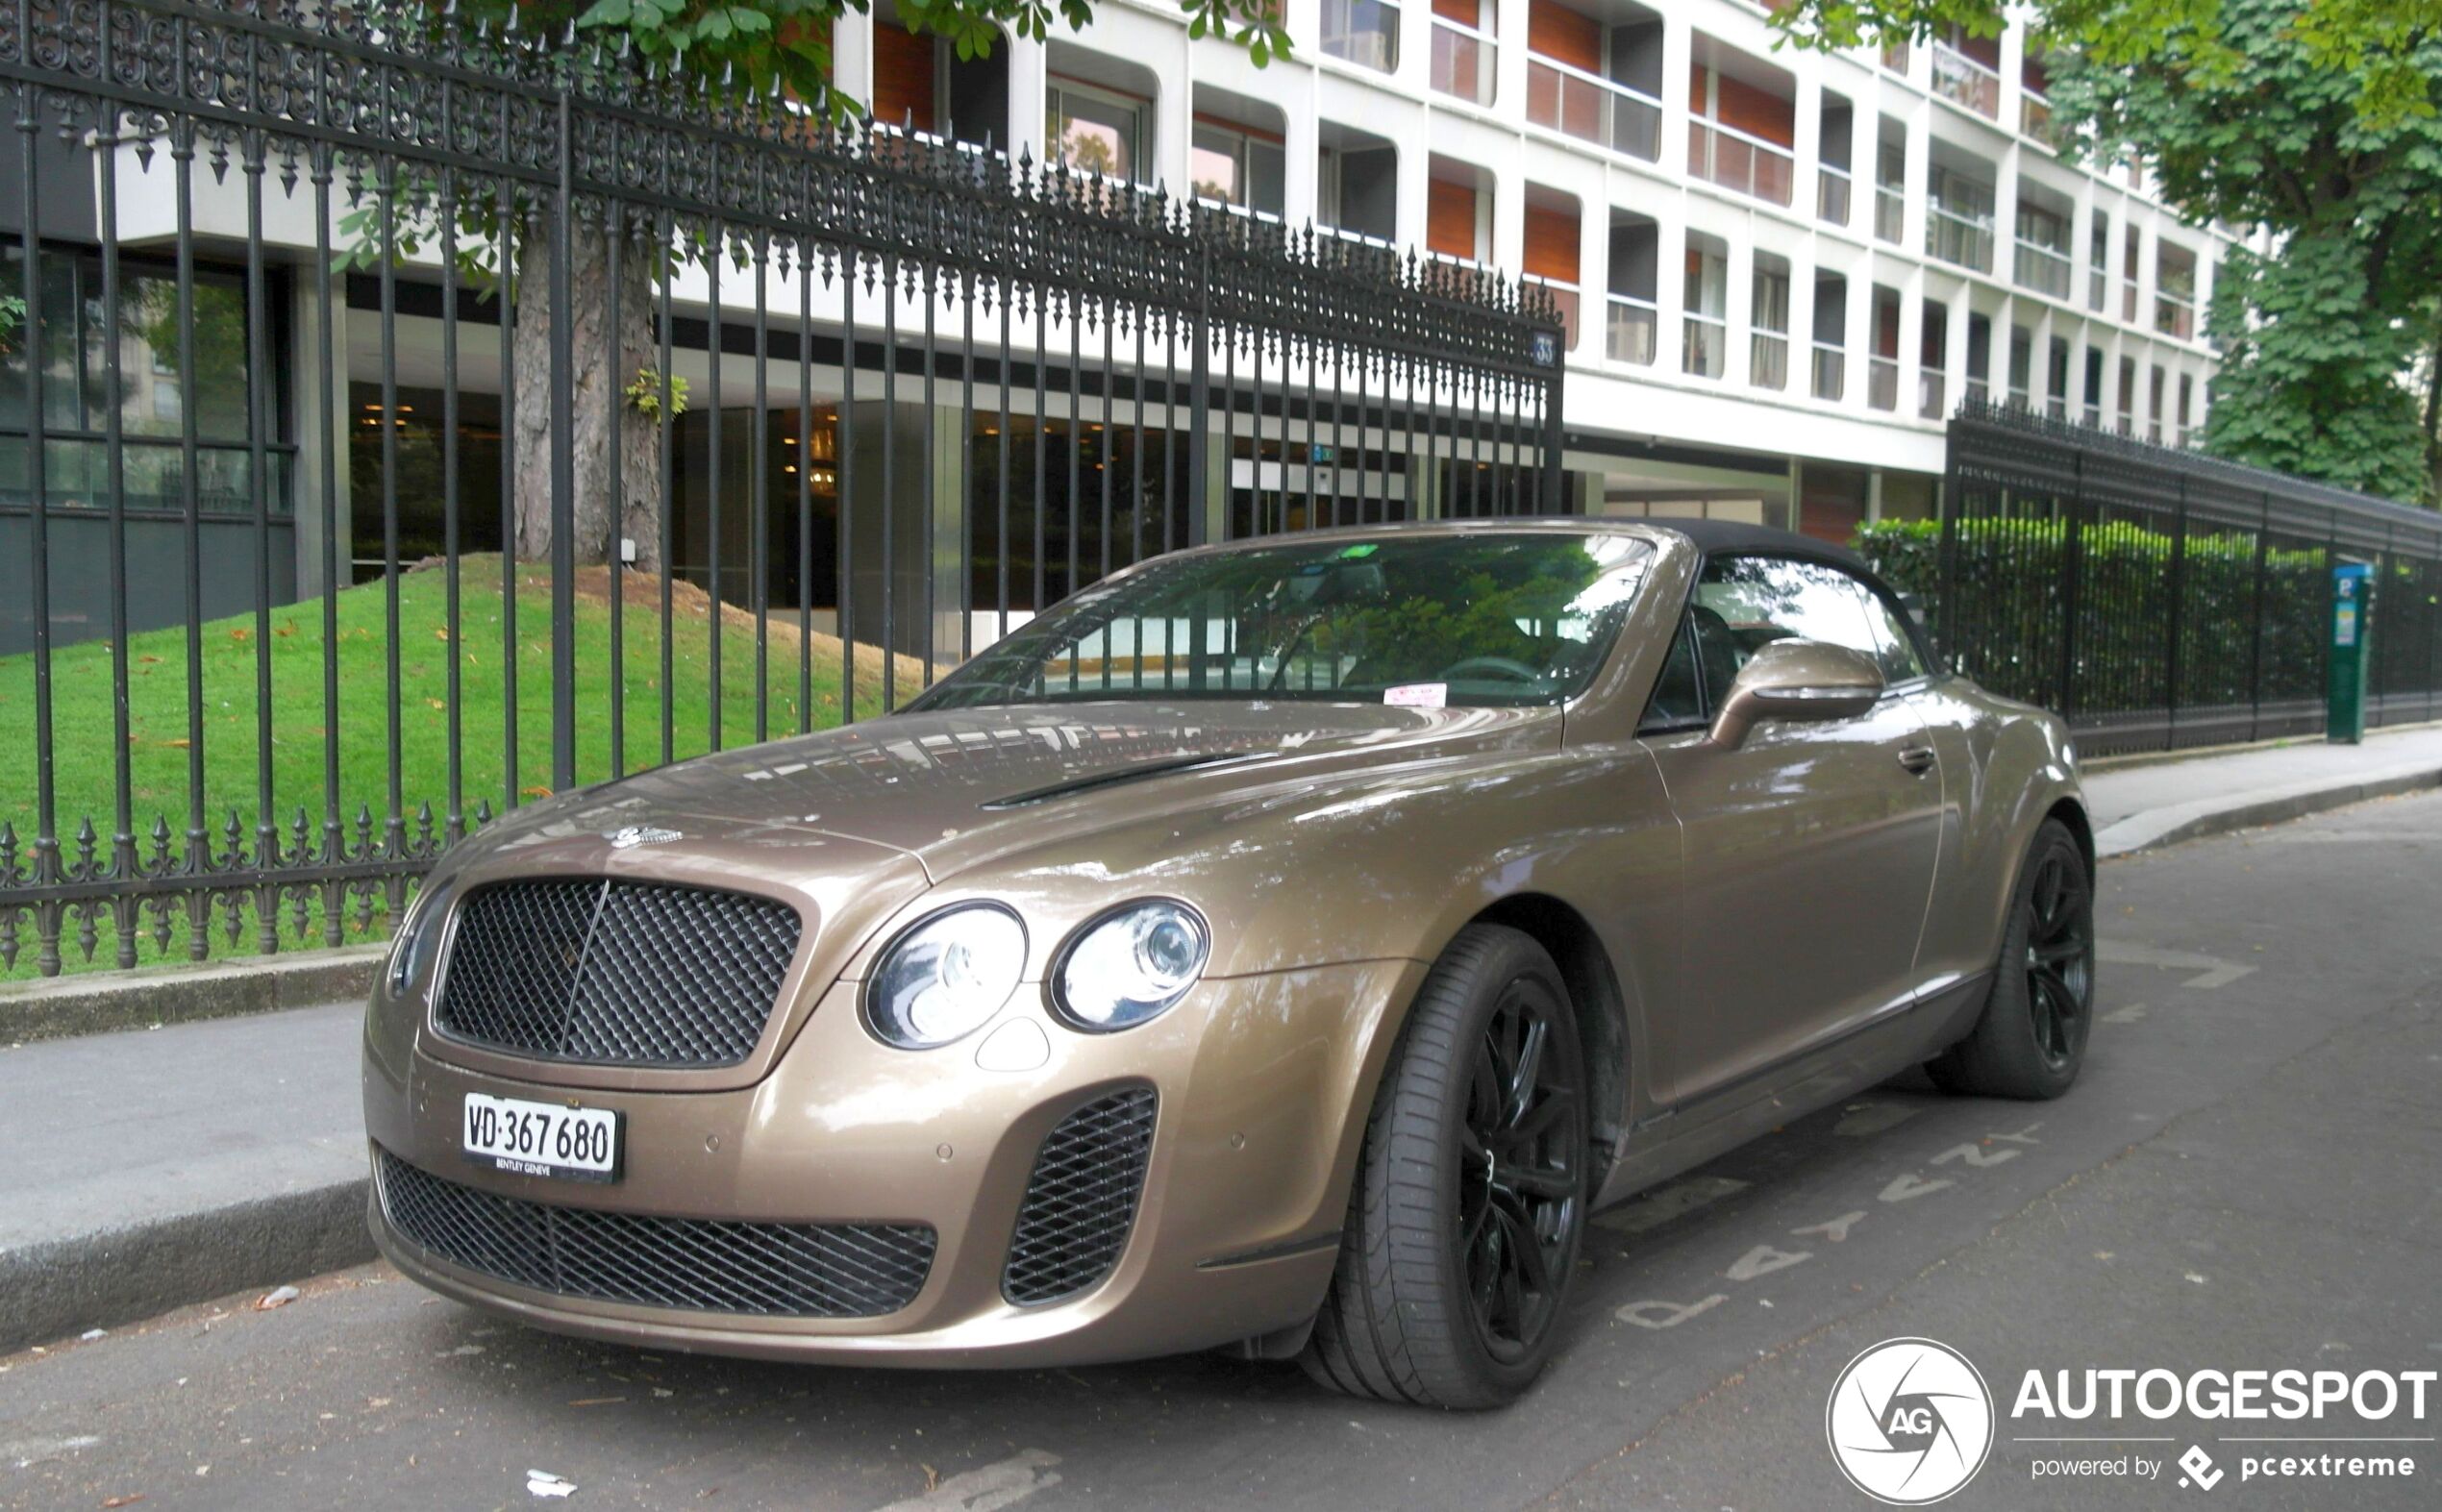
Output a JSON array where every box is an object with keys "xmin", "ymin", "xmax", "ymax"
[{"xmin": 979, "ymin": 751, "xmax": 1265, "ymax": 810}]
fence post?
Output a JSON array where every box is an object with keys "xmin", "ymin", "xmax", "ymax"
[
  {"xmin": 548, "ymin": 78, "xmax": 579, "ymax": 792},
  {"xmin": 1185, "ymin": 247, "xmax": 1212, "ymax": 548},
  {"xmin": 2056, "ymin": 452, "xmax": 2083, "ymax": 724},
  {"xmin": 1936, "ymin": 432, "xmax": 1961, "ymax": 668},
  {"xmin": 1537, "ymin": 333, "xmax": 1566, "ymax": 515},
  {"xmin": 2163, "ymin": 479, "xmax": 2187, "ymax": 750},
  {"xmin": 2247, "ymin": 493, "xmax": 2271, "ymax": 743}
]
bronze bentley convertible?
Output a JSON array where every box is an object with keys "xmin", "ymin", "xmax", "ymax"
[{"xmin": 364, "ymin": 519, "xmax": 2095, "ymax": 1408}]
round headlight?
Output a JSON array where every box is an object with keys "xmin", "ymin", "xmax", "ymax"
[
  {"xmin": 1053, "ymin": 900, "xmax": 1210, "ymax": 1032},
  {"xmin": 865, "ymin": 904, "xmax": 1027, "ymax": 1050},
  {"xmin": 386, "ymin": 877, "xmax": 457, "ymax": 998}
]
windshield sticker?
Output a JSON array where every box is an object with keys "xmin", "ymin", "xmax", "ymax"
[
  {"xmin": 1384, "ymin": 682, "xmax": 1448, "ymax": 708},
  {"xmin": 1335, "ymin": 543, "xmax": 1380, "ymax": 559}
]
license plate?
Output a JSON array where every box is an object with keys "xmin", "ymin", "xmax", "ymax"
[{"xmin": 461, "ymin": 1093, "xmax": 622, "ymax": 1183}]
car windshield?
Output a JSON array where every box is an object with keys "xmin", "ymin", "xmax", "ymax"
[{"xmin": 913, "ymin": 533, "xmax": 1655, "ymax": 710}]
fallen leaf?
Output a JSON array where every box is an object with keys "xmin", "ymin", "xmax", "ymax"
[
  {"xmin": 568, "ymin": 1397, "xmax": 625, "ymax": 1407},
  {"xmin": 138, "ymin": 655, "xmax": 160, "ymax": 664},
  {"xmin": 101, "ymin": 1498, "xmax": 146, "ymax": 1509},
  {"xmin": 254, "ymin": 1285, "xmax": 300, "ymax": 1311},
  {"xmin": 228, "ymin": 629, "xmax": 250, "ymax": 643},
  {"xmin": 428, "ymin": 699, "xmax": 446, "ymax": 710},
  {"xmin": 521, "ymin": 786, "xmax": 552, "ymax": 798}
]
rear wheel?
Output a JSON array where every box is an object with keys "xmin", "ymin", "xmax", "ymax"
[
  {"xmin": 1928, "ymin": 818, "xmax": 2095, "ymax": 1100},
  {"xmin": 1301, "ymin": 924, "xmax": 1588, "ymax": 1409}
]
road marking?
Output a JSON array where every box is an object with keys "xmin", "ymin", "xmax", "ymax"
[
  {"xmin": 2098, "ymin": 940, "xmax": 2255, "ymax": 989},
  {"xmin": 1931, "ymin": 1141, "xmax": 2019, "ymax": 1169},
  {"xmin": 1792, "ymin": 1211, "xmax": 1866, "ymax": 1244},
  {"xmin": 1616, "ymin": 1294, "xmax": 1729, "ymax": 1329},
  {"xmin": 1878, "ymin": 1172, "xmax": 1954, "ymax": 1203},
  {"xmin": 1725, "ymin": 1243, "xmax": 1811, "ymax": 1281},
  {"xmin": 1833, "ymin": 1103, "xmax": 1921, "ymax": 1138},
  {"xmin": 1988, "ymin": 1123, "xmax": 2044, "ymax": 1145},
  {"xmin": 2102, "ymin": 1001, "xmax": 2150, "ymax": 1024},
  {"xmin": 871, "ymin": 1450, "xmax": 1063, "ymax": 1512},
  {"xmin": 1594, "ymin": 1175, "xmax": 1749, "ymax": 1235}
]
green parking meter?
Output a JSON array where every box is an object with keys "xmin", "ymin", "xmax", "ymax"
[{"xmin": 2329, "ymin": 562, "xmax": 2372, "ymax": 744}]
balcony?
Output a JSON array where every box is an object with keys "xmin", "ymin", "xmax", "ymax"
[
  {"xmin": 1607, "ymin": 293, "xmax": 1657, "ymax": 365},
  {"xmin": 1320, "ymin": 0, "xmax": 1400, "ymax": 72},
  {"xmin": 2155, "ymin": 295, "xmax": 2196, "ymax": 340},
  {"xmin": 1752, "ymin": 332, "xmax": 1788, "ymax": 390},
  {"xmin": 1868, "ymin": 356, "xmax": 1898, "ymax": 410},
  {"xmin": 1687, "ymin": 119, "xmax": 1793, "ymax": 207},
  {"xmin": 2013, "ymin": 239, "xmax": 2073, "ymax": 300},
  {"xmin": 1817, "ymin": 164, "xmax": 1851, "ymax": 227},
  {"xmin": 1432, "ymin": 15, "xmax": 1496, "ymax": 105},
  {"xmin": 1925, "ymin": 203, "xmax": 1993, "ymax": 272},
  {"xmin": 1526, "ymin": 56, "xmax": 1661, "ymax": 162},
  {"xmin": 1682, "ymin": 313, "xmax": 1727, "ymax": 379},
  {"xmin": 1811, "ymin": 343, "xmax": 1844, "ymax": 401},
  {"xmin": 1931, "ymin": 43, "xmax": 2000, "ymax": 117}
]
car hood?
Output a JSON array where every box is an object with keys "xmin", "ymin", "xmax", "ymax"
[{"xmin": 475, "ymin": 700, "xmax": 1562, "ymax": 880}]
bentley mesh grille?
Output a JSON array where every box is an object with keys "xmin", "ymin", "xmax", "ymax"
[
  {"xmin": 375, "ymin": 1150, "xmax": 935, "ymax": 1318},
  {"xmin": 435, "ymin": 879, "xmax": 801, "ymax": 1067},
  {"xmin": 1002, "ymin": 1086, "xmax": 1159, "ymax": 1306}
]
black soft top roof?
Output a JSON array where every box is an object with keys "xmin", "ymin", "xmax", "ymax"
[{"xmin": 1654, "ymin": 518, "xmax": 1877, "ymax": 577}]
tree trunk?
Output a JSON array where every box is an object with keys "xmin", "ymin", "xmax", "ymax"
[{"xmin": 511, "ymin": 221, "xmax": 666, "ymax": 572}]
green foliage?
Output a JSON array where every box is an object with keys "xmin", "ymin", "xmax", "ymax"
[
  {"xmin": 2203, "ymin": 239, "xmax": 2432, "ymax": 499},
  {"xmin": 624, "ymin": 366, "xmax": 690, "ymax": 418},
  {"xmin": 1853, "ymin": 516, "xmax": 2333, "ymax": 714}
]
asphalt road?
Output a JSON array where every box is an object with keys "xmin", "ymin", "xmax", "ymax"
[{"xmin": 7, "ymin": 791, "xmax": 2441, "ymax": 1512}]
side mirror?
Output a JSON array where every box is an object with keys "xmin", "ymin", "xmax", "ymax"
[{"xmin": 1708, "ymin": 639, "xmax": 1886, "ymax": 750}]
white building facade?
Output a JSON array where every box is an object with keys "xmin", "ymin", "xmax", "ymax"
[{"xmin": 836, "ymin": 0, "xmax": 2236, "ymax": 539}]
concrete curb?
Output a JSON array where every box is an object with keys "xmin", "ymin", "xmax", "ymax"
[
  {"xmin": 0, "ymin": 945, "xmax": 385, "ymax": 1046},
  {"xmin": 0, "ymin": 1179, "xmax": 373, "ymax": 1356},
  {"xmin": 2093, "ymin": 761, "xmax": 2442, "ymax": 858}
]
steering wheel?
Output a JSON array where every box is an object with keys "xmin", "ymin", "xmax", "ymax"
[{"xmin": 1436, "ymin": 656, "xmax": 1544, "ymax": 685}]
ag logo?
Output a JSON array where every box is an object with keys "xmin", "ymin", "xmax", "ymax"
[
  {"xmin": 1826, "ymin": 1337, "xmax": 1995, "ymax": 1504},
  {"xmin": 606, "ymin": 825, "xmax": 681, "ymax": 849}
]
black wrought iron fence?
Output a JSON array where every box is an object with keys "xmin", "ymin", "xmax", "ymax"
[
  {"xmin": 1858, "ymin": 401, "xmax": 2442, "ymax": 758},
  {"xmin": 0, "ymin": 0, "xmax": 1565, "ymax": 978}
]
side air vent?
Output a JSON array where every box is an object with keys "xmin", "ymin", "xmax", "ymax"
[{"xmin": 1001, "ymin": 1086, "xmax": 1159, "ymax": 1306}]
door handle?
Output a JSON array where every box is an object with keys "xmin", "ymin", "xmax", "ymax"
[{"xmin": 1897, "ymin": 746, "xmax": 1936, "ymax": 776}]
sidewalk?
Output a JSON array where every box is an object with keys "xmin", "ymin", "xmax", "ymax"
[
  {"xmin": 5, "ymin": 722, "xmax": 2441, "ymax": 1355},
  {"xmin": 2083, "ymin": 723, "xmax": 2442, "ymax": 856}
]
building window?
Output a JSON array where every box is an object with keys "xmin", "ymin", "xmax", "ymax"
[
  {"xmin": 2013, "ymin": 199, "xmax": 2072, "ymax": 299},
  {"xmin": 1869, "ymin": 285, "xmax": 1901, "ymax": 411},
  {"xmin": 1687, "ymin": 48, "xmax": 1795, "ymax": 207},
  {"xmin": 1751, "ymin": 255, "xmax": 1790, "ymax": 391},
  {"xmin": 2122, "ymin": 224, "xmax": 2141, "ymax": 322},
  {"xmin": 1317, "ymin": 137, "xmax": 1397, "ymax": 243},
  {"xmin": 1191, "ymin": 118, "xmax": 1285, "ymax": 218},
  {"xmin": 2155, "ymin": 242, "xmax": 2197, "ymax": 339},
  {"xmin": 1607, "ymin": 212, "xmax": 1659, "ymax": 366},
  {"xmin": 2007, "ymin": 324, "xmax": 2032, "ymax": 409},
  {"xmin": 2047, "ymin": 335, "xmax": 2071, "ymax": 420},
  {"xmin": 1811, "ymin": 270, "xmax": 1846, "ymax": 401},
  {"xmin": 2087, "ymin": 211, "xmax": 2109, "ymax": 311},
  {"xmin": 2117, "ymin": 354, "xmax": 2136, "ymax": 434},
  {"xmin": 2081, "ymin": 345, "xmax": 2105, "ymax": 427},
  {"xmin": 2149, "ymin": 363, "xmax": 2166, "ymax": 442},
  {"xmin": 0, "ymin": 245, "xmax": 288, "ymax": 517},
  {"xmin": 1431, "ymin": 0, "xmax": 1497, "ymax": 105},
  {"xmin": 1321, "ymin": 0, "xmax": 1401, "ymax": 72},
  {"xmin": 1874, "ymin": 133, "xmax": 1906, "ymax": 244},
  {"xmin": 1047, "ymin": 77, "xmax": 1152, "ymax": 183},
  {"xmin": 1682, "ymin": 238, "xmax": 1728, "ymax": 379},
  {"xmin": 1930, "ymin": 23, "xmax": 2000, "ymax": 116},
  {"xmin": 1926, "ymin": 161, "xmax": 1995, "ymax": 272},
  {"xmin": 2177, "ymin": 371, "xmax": 2195, "ymax": 444}
]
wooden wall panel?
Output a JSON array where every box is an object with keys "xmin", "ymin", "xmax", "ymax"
[
  {"xmin": 1427, "ymin": 177, "xmax": 1479, "ymax": 260},
  {"xmin": 1527, "ymin": 0, "xmax": 1600, "ymax": 70}
]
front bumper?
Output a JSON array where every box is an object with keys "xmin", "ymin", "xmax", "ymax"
[{"xmin": 362, "ymin": 958, "xmax": 1423, "ymax": 1367}]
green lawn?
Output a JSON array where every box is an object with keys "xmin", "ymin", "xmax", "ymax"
[{"xmin": 0, "ymin": 557, "xmax": 930, "ymax": 980}]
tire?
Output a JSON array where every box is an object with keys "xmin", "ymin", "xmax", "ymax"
[
  {"xmin": 1300, "ymin": 924, "xmax": 1590, "ymax": 1409},
  {"xmin": 1927, "ymin": 818, "xmax": 2096, "ymax": 1101}
]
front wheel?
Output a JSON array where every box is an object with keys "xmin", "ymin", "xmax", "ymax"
[
  {"xmin": 1301, "ymin": 924, "xmax": 1589, "ymax": 1409},
  {"xmin": 1928, "ymin": 817, "xmax": 2096, "ymax": 1100}
]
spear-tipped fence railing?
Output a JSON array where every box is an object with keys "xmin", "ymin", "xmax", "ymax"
[{"xmin": 0, "ymin": 0, "xmax": 1566, "ymax": 977}]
